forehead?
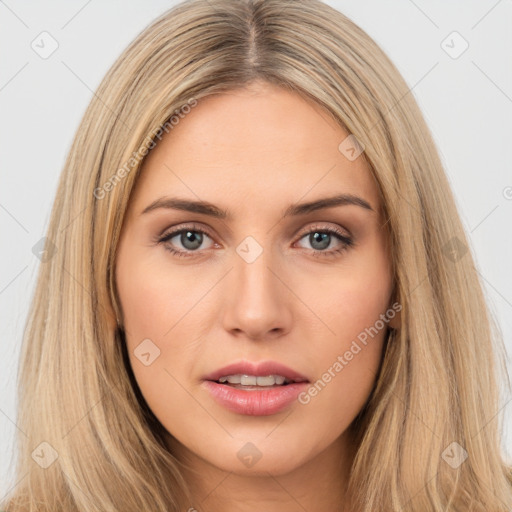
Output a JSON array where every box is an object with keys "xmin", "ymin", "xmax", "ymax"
[{"xmin": 130, "ymin": 82, "xmax": 381, "ymax": 217}]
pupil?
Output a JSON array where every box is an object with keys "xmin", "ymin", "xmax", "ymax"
[
  {"xmin": 182, "ymin": 231, "xmax": 202, "ymax": 250},
  {"xmin": 311, "ymin": 232, "xmax": 330, "ymax": 250}
]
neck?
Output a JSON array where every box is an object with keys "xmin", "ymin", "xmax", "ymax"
[{"xmin": 167, "ymin": 431, "xmax": 356, "ymax": 512}]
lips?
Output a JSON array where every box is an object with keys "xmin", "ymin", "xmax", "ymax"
[{"xmin": 202, "ymin": 360, "xmax": 310, "ymax": 416}]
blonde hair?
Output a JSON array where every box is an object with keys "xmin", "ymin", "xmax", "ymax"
[{"xmin": 3, "ymin": 0, "xmax": 511, "ymax": 510}]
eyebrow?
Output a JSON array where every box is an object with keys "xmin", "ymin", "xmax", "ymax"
[{"xmin": 140, "ymin": 193, "xmax": 374, "ymax": 219}]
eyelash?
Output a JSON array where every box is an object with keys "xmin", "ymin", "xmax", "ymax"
[{"xmin": 156, "ymin": 222, "xmax": 354, "ymax": 259}]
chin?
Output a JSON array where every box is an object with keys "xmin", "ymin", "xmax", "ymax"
[{"xmin": 196, "ymin": 433, "xmax": 318, "ymax": 477}]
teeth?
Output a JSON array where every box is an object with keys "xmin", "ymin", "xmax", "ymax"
[
  {"xmin": 241, "ymin": 375, "xmax": 257, "ymax": 385},
  {"xmin": 217, "ymin": 374, "xmax": 289, "ymax": 386},
  {"xmin": 256, "ymin": 375, "xmax": 275, "ymax": 386}
]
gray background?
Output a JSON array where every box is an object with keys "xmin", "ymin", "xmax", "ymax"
[{"xmin": 1, "ymin": 0, "xmax": 511, "ymax": 495}]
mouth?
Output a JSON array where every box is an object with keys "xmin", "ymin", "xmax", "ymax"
[
  {"xmin": 213, "ymin": 373, "xmax": 304, "ymax": 389},
  {"xmin": 202, "ymin": 360, "xmax": 310, "ymax": 416}
]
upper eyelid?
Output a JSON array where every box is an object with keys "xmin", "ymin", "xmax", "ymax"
[
  {"xmin": 158, "ymin": 222, "xmax": 352, "ymax": 244},
  {"xmin": 296, "ymin": 222, "xmax": 351, "ymax": 237},
  {"xmin": 159, "ymin": 223, "xmax": 214, "ymax": 240}
]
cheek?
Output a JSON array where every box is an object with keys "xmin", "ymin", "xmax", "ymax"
[
  {"xmin": 300, "ymin": 305, "xmax": 389, "ymax": 436},
  {"xmin": 303, "ymin": 241, "xmax": 392, "ymax": 413},
  {"xmin": 115, "ymin": 245, "xmax": 188, "ymax": 338},
  {"xmin": 115, "ymin": 252, "xmax": 194, "ymax": 427},
  {"xmin": 119, "ymin": 279, "xmax": 170, "ymax": 337},
  {"xmin": 319, "ymin": 238, "xmax": 392, "ymax": 342},
  {"xmin": 115, "ymin": 245, "xmax": 210, "ymax": 405}
]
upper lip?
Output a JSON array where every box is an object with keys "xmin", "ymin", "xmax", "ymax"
[{"xmin": 203, "ymin": 360, "xmax": 310, "ymax": 383}]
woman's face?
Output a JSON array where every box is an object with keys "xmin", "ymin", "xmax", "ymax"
[{"xmin": 115, "ymin": 81, "xmax": 396, "ymax": 479}]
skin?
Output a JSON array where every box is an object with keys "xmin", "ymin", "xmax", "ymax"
[{"xmin": 115, "ymin": 80, "xmax": 398, "ymax": 512}]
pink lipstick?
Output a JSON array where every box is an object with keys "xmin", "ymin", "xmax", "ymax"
[{"xmin": 202, "ymin": 360, "xmax": 309, "ymax": 416}]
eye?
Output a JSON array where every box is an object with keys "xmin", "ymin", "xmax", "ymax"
[
  {"xmin": 295, "ymin": 224, "xmax": 354, "ymax": 257},
  {"xmin": 157, "ymin": 223, "xmax": 215, "ymax": 258},
  {"xmin": 157, "ymin": 223, "xmax": 354, "ymax": 259}
]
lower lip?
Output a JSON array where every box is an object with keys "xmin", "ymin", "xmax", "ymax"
[{"xmin": 202, "ymin": 381, "xmax": 309, "ymax": 416}]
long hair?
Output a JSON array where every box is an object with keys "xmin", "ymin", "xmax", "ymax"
[{"xmin": 3, "ymin": 0, "xmax": 511, "ymax": 510}]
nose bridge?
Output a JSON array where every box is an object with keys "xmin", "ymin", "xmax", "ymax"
[
  {"xmin": 234, "ymin": 236, "xmax": 282, "ymax": 310},
  {"xmin": 222, "ymin": 235, "xmax": 291, "ymax": 338}
]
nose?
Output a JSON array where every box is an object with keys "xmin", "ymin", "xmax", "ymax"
[{"xmin": 221, "ymin": 244, "xmax": 293, "ymax": 341}]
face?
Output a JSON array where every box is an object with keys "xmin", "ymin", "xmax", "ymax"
[{"xmin": 115, "ymin": 81, "xmax": 397, "ymax": 480}]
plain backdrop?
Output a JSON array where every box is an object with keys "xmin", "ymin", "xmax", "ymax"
[{"xmin": 1, "ymin": 0, "xmax": 511, "ymax": 496}]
